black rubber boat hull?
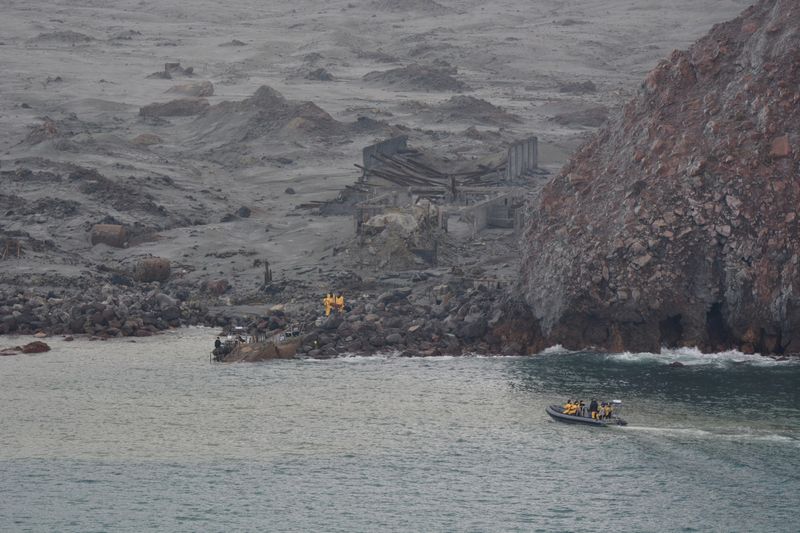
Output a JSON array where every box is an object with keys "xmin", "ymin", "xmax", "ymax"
[{"xmin": 546, "ymin": 405, "xmax": 627, "ymax": 426}]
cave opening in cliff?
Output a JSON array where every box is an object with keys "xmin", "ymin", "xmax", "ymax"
[
  {"xmin": 659, "ymin": 314, "xmax": 683, "ymax": 348},
  {"xmin": 705, "ymin": 302, "xmax": 733, "ymax": 350}
]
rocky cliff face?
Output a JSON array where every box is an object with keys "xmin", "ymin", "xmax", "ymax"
[{"xmin": 520, "ymin": 0, "xmax": 800, "ymax": 354}]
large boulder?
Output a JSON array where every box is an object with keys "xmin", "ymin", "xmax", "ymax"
[
  {"xmin": 520, "ymin": 0, "xmax": 800, "ymax": 354},
  {"xmin": 133, "ymin": 257, "xmax": 171, "ymax": 282},
  {"xmin": 21, "ymin": 341, "xmax": 51, "ymax": 354},
  {"xmin": 90, "ymin": 224, "xmax": 127, "ymax": 248}
]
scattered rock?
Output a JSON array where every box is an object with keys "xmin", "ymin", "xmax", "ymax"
[
  {"xmin": 369, "ymin": 0, "xmax": 448, "ymax": 14},
  {"xmin": 552, "ymin": 106, "xmax": 609, "ymax": 127},
  {"xmin": 434, "ymin": 95, "xmax": 519, "ymax": 125},
  {"xmin": 236, "ymin": 206, "xmax": 251, "ymax": 218},
  {"xmin": 284, "ymin": 187, "xmax": 296, "ymax": 195},
  {"xmin": 205, "ymin": 279, "xmax": 230, "ymax": 295},
  {"xmin": 130, "ymin": 133, "xmax": 163, "ymax": 146},
  {"xmin": 21, "ymin": 341, "xmax": 51, "ymax": 354},
  {"xmin": 166, "ymin": 81, "xmax": 214, "ymax": 97},
  {"xmin": 110, "ymin": 29, "xmax": 142, "ymax": 41},
  {"xmin": 90, "ymin": 224, "xmax": 128, "ymax": 248},
  {"xmin": 147, "ymin": 62, "xmax": 194, "ymax": 79},
  {"xmin": 31, "ymin": 31, "xmax": 94, "ymax": 44},
  {"xmin": 139, "ymin": 98, "xmax": 209, "ymax": 117},
  {"xmin": 305, "ymin": 68, "xmax": 334, "ymax": 81},
  {"xmin": 770, "ymin": 134, "xmax": 791, "ymax": 158},
  {"xmin": 133, "ymin": 257, "xmax": 171, "ymax": 282},
  {"xmin": 386, "ymin": 333, "xmax": 404, "ymax": 344},
  {"xmin": 559, "ymin": 81, "xmax": 597, "ymax": 94},
  {"xmin": 363, "ymin": 63, "xmax": 470, "ymax": 92}
]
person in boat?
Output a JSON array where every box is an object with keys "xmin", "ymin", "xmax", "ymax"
[
  {"xmin": 562, "ymin": 400, "xmax": 573, "ymax": 414},
  {"xmin": 335, "ymin": 293, "xmax": 345, "ymax": 314},
  {"xmin": 604, "ymin": 402, "xmax": 613, "ymax": 419},
  {"xmin": 214, "ymin": 337, "xmax": 222, "ymax": 350},
  {"xmin": 323, "ymin": 293, "xmax": 333, "ymax": 317},
  {"xmin": 579, "ymin": 400, "xmax": 586, "ymax": 417},
  {"xmin": 589, "ymin": 399, "xmax": 599, "ymax": 420}
]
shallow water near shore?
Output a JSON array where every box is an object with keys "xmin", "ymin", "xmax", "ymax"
[{"xmin": 1, "ymin": 329, "xmax": 799, "ymax": 532}]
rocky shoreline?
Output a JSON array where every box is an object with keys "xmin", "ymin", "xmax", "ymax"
[
  {"xmin": 5, "ymin": 269, "xmax": 799, "ymax": 358},
  {"xmin": 0, "ymin": 268, "xmax": 540, "ymax": 357}
]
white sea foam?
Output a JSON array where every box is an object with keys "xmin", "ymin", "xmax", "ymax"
[
  {"xmin": 621, "ymin": 425, "xmax": 800, "ymax": 446},
  {"xmin": 605, "ymin": 346, "xmax": 798, "ymax": 367},
  {"xmin": 538, "ymin": 344, "xmax": 570, "ymax": 355},
  {"xmin": 532, "ymin": 341, "xmax": 797, "ymax": 367}
]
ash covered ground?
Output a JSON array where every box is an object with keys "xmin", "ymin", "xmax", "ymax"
[{"xmin": 0, "ymin": 0, "xmax": 751, "ymax": 354}]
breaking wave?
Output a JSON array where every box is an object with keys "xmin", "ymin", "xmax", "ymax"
[{"xmin": 606, "ymin": 347, "xmax": 798, "ymax": 367}]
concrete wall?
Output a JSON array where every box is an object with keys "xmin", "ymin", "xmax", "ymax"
[
  {"xmin": 462, "ymin": 193, "xmax": 525, "ymax": 236},
  {"xmin": 505, "ymin": 136, "xmax": 538, "ymax": 180}
]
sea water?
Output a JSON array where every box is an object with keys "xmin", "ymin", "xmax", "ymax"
[{"xmin": 1, "ymin": 329, "xmax": 798, "ymax": 532}]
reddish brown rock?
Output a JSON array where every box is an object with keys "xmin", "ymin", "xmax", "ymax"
[
  {"xmin": 21, "ymin": 341, "xmax": 51, "ymax": 354},
  {"xmin": 133, "ymin": 257, "xmax": 171, "ymax": 282},
  {"xmin": 91, "ymin": 224, "xmax": 128, "ymax": 248},
  {"xmin": 205, "ymin": 279, "xmax": 230, "ymax": 295},
  {"xmin": 770, "ymin": 135, "xmax": 791, "ymax": 158},
  {"xmin": 520, "ymin": 0, "xmax": 800, "ymax": 355}
]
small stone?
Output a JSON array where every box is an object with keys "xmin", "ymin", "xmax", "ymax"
[
  {"xmin": 385, "ymin": 333, "xmax": 403, "ymax": 344},
  {"xmin": 633, "ymin": 254, "xmax": 652, "ymax": 268},
  {"xmin": 770, "ymin": 135, "xmax": 791, "ymax": 158}
]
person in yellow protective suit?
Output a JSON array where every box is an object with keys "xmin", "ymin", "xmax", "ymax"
[
  {"xmin": 323, "ymin": 293, "xmax": 333, "ymax": 317},
  {"xmin": 562, "ymin": 400, "xmax": 572, "ymax": 413},
  {"xmin": 604, "ymin": 403, "xmax": 613, "ymax": 419},
  {"xmin": 563, "ymin": 401, "xmax": 578, "ymax": 415},
  {"xmin": 335, "ymin": 294, "xmax": 345, "ymax": 314}
]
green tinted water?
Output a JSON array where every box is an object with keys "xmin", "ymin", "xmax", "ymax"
[{"xmin": 1, "ymin": 330, "xmax": 798, "ymax": 532}]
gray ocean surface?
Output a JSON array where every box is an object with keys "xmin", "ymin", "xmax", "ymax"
[{"xmin": 1, "ymin": 328, "xmax": 799, "ymax": 532}]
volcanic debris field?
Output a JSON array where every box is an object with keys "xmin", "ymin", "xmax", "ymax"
[{"xmin": 5, "ymin": 0, "xmax": 784, "ymax": 359}]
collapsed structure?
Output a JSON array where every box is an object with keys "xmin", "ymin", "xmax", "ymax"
[{"xmin": 349, "ymin": 135, "xmax": 538, "ymax": 268}]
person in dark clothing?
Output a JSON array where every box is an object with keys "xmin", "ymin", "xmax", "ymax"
[
  {"xmin": 214, "ymin": 337, "xmax": 222, "ymax": 349},
  {"xmin": 589, "ymin": 399, "xmax": 599, "ymax": 420}
]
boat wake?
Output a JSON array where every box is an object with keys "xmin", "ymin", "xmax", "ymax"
[{"xmin": 620, "ymin": 425, "xmax": 800, "ymax": 446}]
